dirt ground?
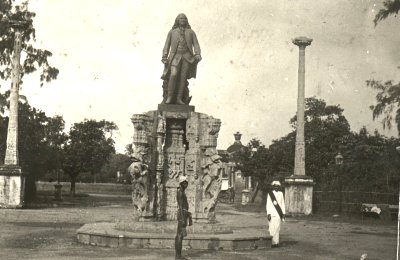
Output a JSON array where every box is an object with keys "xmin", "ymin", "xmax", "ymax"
[{"xmin": 0, "ymin": 192, "xmax": 397, "ymax": 260}]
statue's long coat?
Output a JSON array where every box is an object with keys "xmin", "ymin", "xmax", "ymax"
[{"xmin": 161, "ymin": 28, "xmax": 201, "ymax": 80}]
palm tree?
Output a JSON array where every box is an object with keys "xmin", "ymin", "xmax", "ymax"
[{"xmin": 368, "ymin": 2, "xmax": 400, "ymax": 134}]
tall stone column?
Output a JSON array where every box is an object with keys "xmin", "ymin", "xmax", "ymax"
[
  {"xmin": 5, "ymin": 31, "xmax": 22, "ymax": 165},
  {"xmin": 0, "ymin": 26, "xmax": 25, "ymax": 208},
  {"xmin": 284, "ymin": 37, "xmax": 314, "ymax": 215},
  {"xmin": 293, "ymin": 37, "xmax": 311, "ymax": 176}
]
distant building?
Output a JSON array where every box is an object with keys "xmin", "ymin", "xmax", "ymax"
[{"xmin": 218, "ymin": 132, "xmax": 252, "ymax": 204}]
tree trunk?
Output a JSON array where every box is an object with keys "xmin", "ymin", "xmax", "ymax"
[
  {"xmin": 250, "ymin": 182, "xmax": 259, "ymax": 203},
  {"xmin": 70, "ymin": 176, "xmax": 76, "ymax": 197},
  {"xmin": 260, "ymin": 189, "xmax": 267, "ymax": 206}
]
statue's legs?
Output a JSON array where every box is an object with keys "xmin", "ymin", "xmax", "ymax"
[
  {"xmin": 165, "ymin": 65, "xmax": 179, "ymax": 104},
  {"xmin": 176, "ymin": 60, "xmax": 190, "ymax": 105}
]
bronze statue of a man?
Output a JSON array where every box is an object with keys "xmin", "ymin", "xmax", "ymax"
[{"xmin": 161, "ymin": 13, "xmax": 201, "ymax": 105}]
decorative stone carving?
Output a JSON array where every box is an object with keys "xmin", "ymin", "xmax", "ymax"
[
  {"xmin": 199, "ymin": 115, "xmax": 221, "ymax": 148},
  {"xmin": 200, "ymin": 148, "xmax": 222, "ymax": 223},
  {"xmin": 155, "ymin": 113, "xmax": 166, "ymax": 219},
  {"xmin": 127, "ymin": 148, "xmax": 149, "ymax": 212},
  {"xmin": 164, "ymin": 119, "xmax": 186, "ymax": 220},
  {"xmin": 130, "ymin": 112, "xmax": 155, "ymax": 219},
  {"xmin": 131, "ymin": 114, "xmax": 153, "ymax": 147},
  {"xmin": 128, "ymin": 107, "xmax": 222, "ymax": 223}
]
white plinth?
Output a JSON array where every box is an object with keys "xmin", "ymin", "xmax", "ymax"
[
  {"xmin": 284, "ymin": 175, "xmax": 314, "ymax": 215},
  {"xmin": 0, "ymin": 165, "xmax": 25, "ymax": 208}
]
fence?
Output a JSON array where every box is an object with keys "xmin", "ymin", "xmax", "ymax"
[
  {"xmin": 313, "ymin": 190, "xmax": 398, "ymax": 214},
  {"xmin": 36, "ymin": 181, "xmax": 132, "ymax": 195}
]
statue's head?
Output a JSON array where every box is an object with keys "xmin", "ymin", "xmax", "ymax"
[{"xmin": 172, "ymin": 13, "xmax": 191, "ymax": 29}]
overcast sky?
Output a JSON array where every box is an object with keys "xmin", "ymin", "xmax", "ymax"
[{"xmin": 3, "ymin": 0, "xmax": 399, "ymax": 152}]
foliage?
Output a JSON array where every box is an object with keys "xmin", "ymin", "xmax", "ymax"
[
  {"xmin": 374, "ymin": 0, "xmax": 400, "ymax": 26},
  {"xmin": 93, "ymin": 153, "xmax": 132, "ymax": 183},
  {"xmin": 238, "ymin": 139, "xmax": 271, "ymax": 188},
  {"xmin": 269, "ymin": 97, "xmax": 352, "ymax": 185},
  {"xmin": 368, "ymin": 0, "xmax": 400, "ymax": 135},
  {"xmin": 0, "ymin": 92, "xmax": 66, "ymax": 200},
  {"xmin": 0, "ymin": 0, "xmax": 58, "ymax": 86},
  {"xmin": 264, "ymin": 97, "xmax": 400, "ymax": 193},
  {"xmin": 338, "ymin": 128, "xmax": 400, "ymax": 192},
  {"xmin": 62, "ymin": 119, "xmax": 117, "ymax": 196},
  {"xmin": 367, "ymin": 79, "xmax": 400, "ymax": 135}
]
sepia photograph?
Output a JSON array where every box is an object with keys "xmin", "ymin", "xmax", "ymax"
[{"xmin": 0, "ymin": 0, "xmax": 399, "ymax": 259}]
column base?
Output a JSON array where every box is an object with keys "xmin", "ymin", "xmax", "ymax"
[
  {"xmin": 284, "ymin": 175, "xmax": 314, "ymax": 215},
  {"xmin": 0, "ymin": 165, "xmax": 25, "ymax": 208}
]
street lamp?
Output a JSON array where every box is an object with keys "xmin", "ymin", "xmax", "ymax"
[
  {"xmin": 335, "ymin": 152, "xmax": 343, "ymax": 166},
  {"xmin": 335, "ymin": 152, "xmax": 344, "ymax": 214}
]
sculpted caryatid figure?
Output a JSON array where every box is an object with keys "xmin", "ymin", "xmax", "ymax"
[{"xmin": 161, "ymin": 13, "xmax": 201, "ymax": 105}]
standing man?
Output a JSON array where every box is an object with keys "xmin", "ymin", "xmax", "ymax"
[
  {"xmin": 266, "ymin": 180, "xmax": 285, "ymax": 248},
  {"xmin": 175, "ymin": 175, "xmax": 192, "ymax": 259},
  {"xmin": 161, "ymin": 13, "xmax": 201, "ymax": 105}
]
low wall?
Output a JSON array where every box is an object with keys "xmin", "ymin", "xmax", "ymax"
[
  {"xmin": 313, "ymin": 190, "xmax": 398, "ymax": 214},
  {"xmin": 36, "ymin": 181, "xmax": 132, "ymax": 195}
]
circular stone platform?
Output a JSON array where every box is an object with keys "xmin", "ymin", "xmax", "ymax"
[{"xmin": 77, "ymin": 221, "xmax": 271, "ymax": 250}]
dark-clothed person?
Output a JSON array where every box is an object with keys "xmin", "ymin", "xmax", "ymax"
[{"xmin": 175, "ymin": 175, "xmax": 192, "ymax": 259}]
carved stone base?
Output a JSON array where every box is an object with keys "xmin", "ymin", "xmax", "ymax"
[
  {"xmin": 284, "ymin": 175, "xmax": 314, "ymax": 215},
  {"xmin": 0, "ymin": 165, "xmax": 25, "ymax": 208}
]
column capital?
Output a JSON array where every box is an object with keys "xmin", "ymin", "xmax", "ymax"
[{"xmin": 292, "ymin": 36, "xmax": 312, "ymax": 48}]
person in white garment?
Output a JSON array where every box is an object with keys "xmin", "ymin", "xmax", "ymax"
[{"xmin": 266, "ymin": 180, "xmax": 285, "ymax": 248}]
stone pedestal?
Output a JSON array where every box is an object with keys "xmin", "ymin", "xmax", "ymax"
[
  {"xmin": 241, "ymin": 189, "xmax": 250, "ymax": 205},
  {"xmin": 129, "ymin": 104, "xmax": 223, "ymax": 223},
  {"xmin": 54, "ymin": 183, "xmax": 63, "ymax": 201},
  {"xmin": 0, "ymin": 165, "xmax": 24, "ymax": 208},
  {"xmin": 284, "ymin": 175, "xmax": 314, "ymax": 215}
]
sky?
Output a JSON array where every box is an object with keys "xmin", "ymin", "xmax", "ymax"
[{"xmin": 2, "ymin": 0, "xmax": 399, "ymax": 153}]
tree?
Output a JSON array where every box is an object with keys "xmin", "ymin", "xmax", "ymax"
[
  {"xmin": 367, "ymin": 79, "xmax": 400, "ymax": 135},
  {"xmin": 0, "ymin": 0, "xmax": 58, "ymax": 85},
  {"xmin": 339, "ymin": 127, "xmax": 400, "ymax": 192},
  {"xmin": 367, "ymin": 0, "xmax": 400, "ymax": 135},
  {"xmin": 0, "ymin": 92, "xmax": 67, "ymax": 200},
  {"xmin": 238, "ymin": 139, "xmax": 272, "ymax": 203},
  {"xmin": 97, "ymin": 153, "xmax": 132, "ymax": 183},
  {"xmin": 62, "ymin": 119, "xmax": 117, "ymax": 196},
  {"xmin": 374, "ymin": 0, "xmax": 400, "ymax": 26},
  {"xmin": 267, "ymin": 97, "xmax": 352, "ymax": 190}
]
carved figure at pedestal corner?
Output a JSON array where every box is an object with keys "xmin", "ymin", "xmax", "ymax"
[
  {"xmin": 157, "ymin": 113, "xmax": 166, "ymax": 134},
  {"xmin": 127, "ymin": 147, "xmax": 149, "ymax": 213},
  {"xmin": 199, "ymin": 116, "xmax": 221, "ymax": 148},
  {"xmin": 201, "ymin": 148, "xmax": 223, "ymax": 222},
  {"xmin": 161, "ymin": 13, "xmax": 201, "ymax": 105}
]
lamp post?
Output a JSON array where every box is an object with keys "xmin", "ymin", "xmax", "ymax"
[{"xmin": 335, "ymin": 152, "xmax": 344, "ymax": 214}]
